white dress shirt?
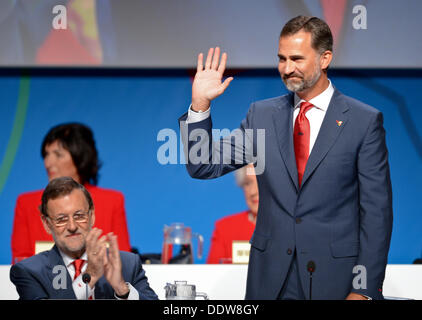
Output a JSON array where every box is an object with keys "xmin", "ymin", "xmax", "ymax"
[
  {"xmin": 292, "ymin": 80, "xmax": 334, "ymax": 155},
  {"xmin": 186, "ymin": 80, "xmax": 334, "ymax": 156},
  {"xmin": 59, "ymin": 250, "xmax": 95, "ymax": 300},
  {"xmin": 59, "ymin": 249, "xmax": 139, "ymax": 300}
]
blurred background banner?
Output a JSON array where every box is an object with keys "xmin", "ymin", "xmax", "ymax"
[
  {"xmin": 0, "ymin": 0, "xmax": 421, "ymax": 68},
  {"xmin": 0, "ymin": 0, "xmax": 421, "ymax": 264}
]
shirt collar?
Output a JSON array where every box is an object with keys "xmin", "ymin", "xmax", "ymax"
[
  {"xmin": 293, "ymin": 79, "xmax": 334, "ymax": 111},
  {"xmin": 58, "ymin": 248, "xmax": 88, "ymax": 267}
]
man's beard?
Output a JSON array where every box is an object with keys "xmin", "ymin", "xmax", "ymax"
[{"xmin": 282, "ymin": 64, "xmax": 321, "ymax": 93}]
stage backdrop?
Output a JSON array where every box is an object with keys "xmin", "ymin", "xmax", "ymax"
[
  {"xmin": 0, "ymin": 0, "xmax": 421, "ymax": 68},
  {"xmin": 0, "ymin": 69, "xmax": 421, "ymax": 264}
]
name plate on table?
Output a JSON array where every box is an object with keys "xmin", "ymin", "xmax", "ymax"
[
  {"xmin": 35, "ymin": 241, "xmax": 54, "ymax": 254},
  {"xmin": 232, "ymin": 241, "xmax": 251, "ymax": 264}
]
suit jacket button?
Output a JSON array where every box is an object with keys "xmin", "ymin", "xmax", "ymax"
[
  {"xmin": 296, "ymin": 218, "xmax": 302, "ymax": 224},
  {"xmin": 287, "ymin": 249, "xmax": 293, "ymax": 255}
]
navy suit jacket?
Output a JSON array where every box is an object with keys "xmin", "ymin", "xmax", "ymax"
[
  {"xmin": 10, "ymin": 245, "xmax": 158, "ymax": 300},
  {"xmin": 180, "ymin": 88, "xmax": 393, "ymax": 300}
]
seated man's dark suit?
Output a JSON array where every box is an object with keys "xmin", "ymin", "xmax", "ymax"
[{"xmin": 10, "ymin": 245, "xmax": 158, "ymax": 300}]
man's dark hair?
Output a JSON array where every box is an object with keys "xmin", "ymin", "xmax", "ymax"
[
  {"xmin": 41, "ymin": 123, "xmax": 101, "ymax": 185},
  {"xmin": 40, "ymin": 177, "xmax": 94, "ymax": 217},
  {"xmin": 280, "ymin": 16, "xmax": 333, "ymax": 54}
]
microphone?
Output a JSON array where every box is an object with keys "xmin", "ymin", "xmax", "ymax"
[
  {"xmin": 82, "ymin": 273, "xmax": 91, "ymax": 300},
  {"xmin": 306, "ymin": 261, "xmax": 316, "ymax": 300},
  {"xmin": 307, "ymin": 261, "xmax": 315, "ymax": 273}
]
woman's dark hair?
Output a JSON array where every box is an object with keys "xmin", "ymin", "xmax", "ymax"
[
  {"xmin": 41, "ymin": 123, "xmax": 101, "ymax": 185},
  {"xmin": 280, "ymin": 16, "xmax": 333, "ymax": 54}
]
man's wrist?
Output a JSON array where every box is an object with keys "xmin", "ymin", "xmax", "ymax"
[
  {"xmin": 186, "ymin": 104, "xmax": 211, "ymax": 124},
  {"xmin": 114, "ymin": 281, "xmax": 130, "ymax": 298},
  {"xmin": 191, "ymin": 99, "xmax": 210, "ymax": 112}
]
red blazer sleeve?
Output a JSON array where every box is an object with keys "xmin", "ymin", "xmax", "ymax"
[
  {"xmin": 11, "ymin": 195, "xmax": 34, "ymax": 263},
  {"xmin": 112, "ymin": 192, "xmax": 131, "ymax": 252},
  {"xmin": 88, "ymin": 186, "xmax": 132, "ymax": 252},
  {"xmin": 207, "ymin": 221, "xmax": 229, "ymax": 264},
  {"xmin": 207, "ymin": 212, "xmax": 255, "ymax": 264}
]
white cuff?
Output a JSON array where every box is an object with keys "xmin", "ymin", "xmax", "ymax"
[
  {"xmin": 114, "ymin": 283, "xmax": 139, "ymax": 300},
  {"xmin": 186, "ymin": 104, "xmax": 211, "ymax": 124}
]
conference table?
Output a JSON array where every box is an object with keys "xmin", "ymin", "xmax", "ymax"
[{"xmin": 0, "ymin": 264, "xmax": 420, "ymax": 300}]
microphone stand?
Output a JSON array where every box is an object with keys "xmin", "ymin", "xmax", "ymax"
[
  {"xmin": 309, "ymin": 271, "xmax": 313, "ymax": 300},
  {"xmin": 307, "ymin": 261, "xmax": 316, "ymax": 300},
  {"xmin": 82, "ymin": 273, "xmax": 91, "ymax": 300}
]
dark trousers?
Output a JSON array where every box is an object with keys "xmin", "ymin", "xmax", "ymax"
[{"xmin": 277, "ymin": 251, "xmax": 306, "ymax": 300}]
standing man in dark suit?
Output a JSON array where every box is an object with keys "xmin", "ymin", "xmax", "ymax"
[
  {"xmin": 10, "ymin": 177, "xmax": 157, "ymax": 300},
  {"xmin": 179, "ymin": 16, "xmax": 393, "ymax": 300}
]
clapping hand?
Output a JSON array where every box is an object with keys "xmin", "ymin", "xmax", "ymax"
[
  {"xmin": 85, "ymin": 229, "xmax": 128, "ymax": 296},
  {"xmin": 103, "ymin": 232, "xmax": 128, "ymax": 296},
  {"xmin": 85, "ymin": 228, "xmax": 108, "ymax": 288}
]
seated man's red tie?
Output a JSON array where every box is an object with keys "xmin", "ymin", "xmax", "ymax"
[{"xmin": 72, "ymin": 259, "xmax": 85, "ymax": 280}]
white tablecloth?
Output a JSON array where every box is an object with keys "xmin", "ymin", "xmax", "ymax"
[{"xmin": 1, "ymin": 264, "xmax": 420, "ymax": 300}]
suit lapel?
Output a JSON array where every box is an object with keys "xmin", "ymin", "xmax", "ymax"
[
  {"xmin": 301, "ymin": 89, "xmax": 350, "ymax": 187},
  {"xmin": 272, "ymin": 92, "xmax": 299, "ymax": 192},
  {"xmin": 46, "ymin": 245, "xmax": 76, "ymax": 299}
]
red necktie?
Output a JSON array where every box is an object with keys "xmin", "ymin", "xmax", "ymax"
[
  {"xmin": 72, "ymin": 259, "xmax": 85, "ymax": 280},
  {"xmin": 294, "ymin": 102, "xmax": 314, "ymax": 186},
  {"xmin": 72, "ymin": 259, "xmax": 93, "ymax": 299}
]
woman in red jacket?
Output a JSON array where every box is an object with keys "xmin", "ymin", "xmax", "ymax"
[
  {"xmin": 11, "ymin": 123, "xmax": 131, "ymax": 263},
  {"xmin": 207, "ymin": 164, "xmax": 259, "ymax": 264}
]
